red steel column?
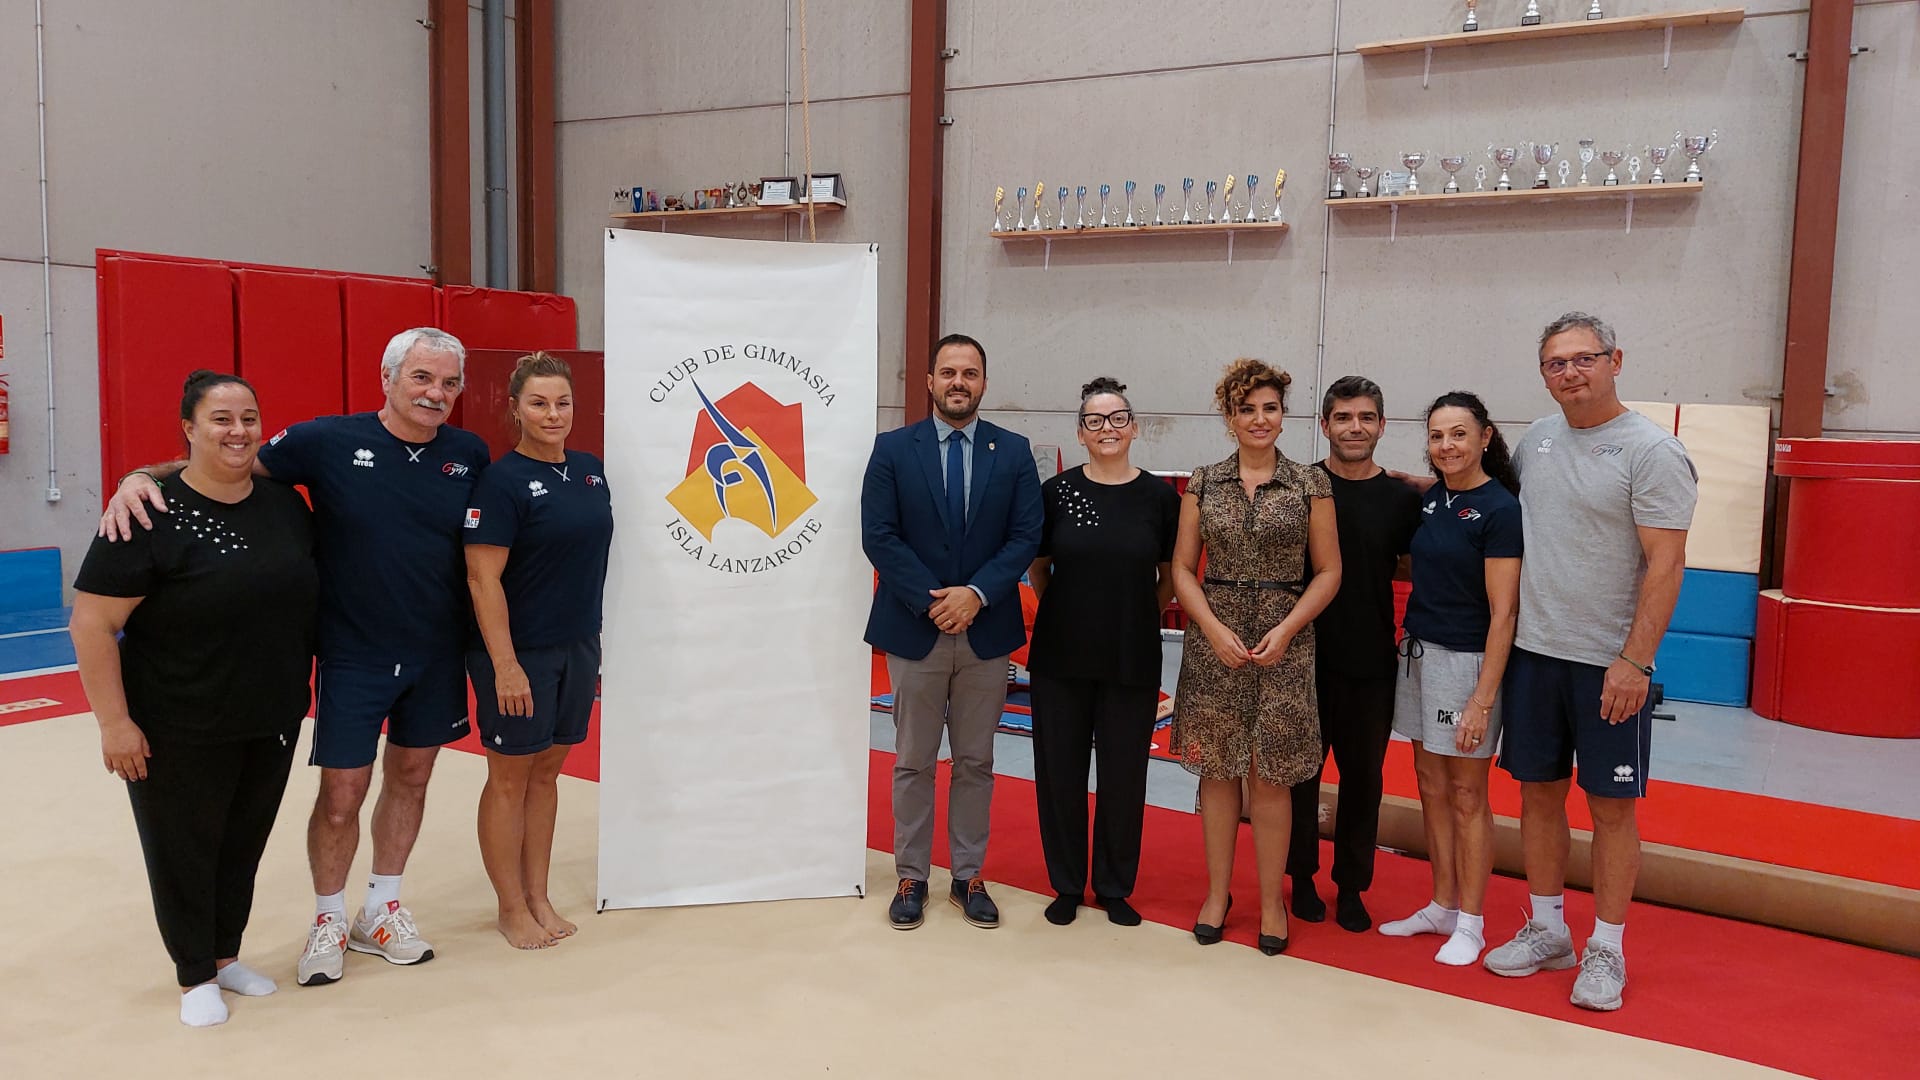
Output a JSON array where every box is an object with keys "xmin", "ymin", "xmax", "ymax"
[{"xmin": 903, "ymin": 0, "xmax": 949, "ymax": 424}]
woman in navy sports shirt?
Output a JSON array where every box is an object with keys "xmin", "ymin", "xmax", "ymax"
[{"xmin": 464, "ymin": 352, "xmax": 613, "ymax": 950}]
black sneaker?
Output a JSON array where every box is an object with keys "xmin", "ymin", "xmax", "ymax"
[
  {"xmin": 949, "ymin": 877, "xmax": 1000, "ymax": 929},
  {"xmin": 889, "ymin": 879, "xmax": 928, "ymax": 930}
]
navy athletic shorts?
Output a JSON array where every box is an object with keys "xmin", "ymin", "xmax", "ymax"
[
  {"xmin": 1497, "ymin": 647, "xmax": 1653, "ymax": 798},
  {"xmin": 313, "ymin": 655, "xmax": 472, "ymax": 769},
  {"xmin": 466, "ymin": 637, "xmax": 600, "ymax": 756}
]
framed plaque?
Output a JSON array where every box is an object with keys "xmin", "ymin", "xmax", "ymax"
[
  {"xmin": 804, "ymin": 173, "xmax": 847, "ymax": 205},
  {"xmin": 759, "ymin": 176, "xmax": 798, "ymax": 204}
]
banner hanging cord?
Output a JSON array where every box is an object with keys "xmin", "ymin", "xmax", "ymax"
[{"xmin": 799, "ymin": 0, "xmax": 816, "ymax": 242}]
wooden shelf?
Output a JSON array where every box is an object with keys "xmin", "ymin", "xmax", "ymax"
[
  {"xmin": 609, "ymin": 201, "xmax": 843, "ymax": 229},
  {"xmin": 1324, "ymin": 180, "xmax": 1704, "ymax": 209},
  {"xmin": 1355, "ymin": 7, "xmax": 1745, "ymax": 56},
  {"xmin": 991, "ymin": 220, "xmax": 1289, "ymax": 240}
]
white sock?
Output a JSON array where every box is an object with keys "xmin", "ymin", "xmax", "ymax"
[
  {"xmin": 179, "ymin": 983, "xmax": 228, "ymax": 1027},
  {"xmin": 1530, "ymin": 893, "xmax": 1567, "ymax": 933},
  {"xmin": 215, "ymin": 961, "xmax": 277, "ymax": 997},
  {"xmin": 1435, "ymin": 913, "xmax": 1486, "ymax": 966},
  {"xmin": 315, "ymin": 891, "xmax": 347, "ymax": 921},
  {"xmin": 363, "ymin": 874, "xmax": 403, "ymax": 919},
  {"xmin": 1589, "ymin": 917, "xmax": 1625, "ymax": 951},
  {"xmin": 1380, "ymin": 900, "xmax": 1458, "ymax": 937}
]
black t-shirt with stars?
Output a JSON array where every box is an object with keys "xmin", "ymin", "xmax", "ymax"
[
  {"xmin": 1028, "ymin": 466, "xmax": 1180, "ymax": 687},
  {"xmin": 76, "ymin": 475, "xmax": 318, "ymax": 744}
]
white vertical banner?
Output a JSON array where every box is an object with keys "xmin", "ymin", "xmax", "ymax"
[{"xmin": 599, "ymin": 230, "xmax": 877, "ymax": 909}]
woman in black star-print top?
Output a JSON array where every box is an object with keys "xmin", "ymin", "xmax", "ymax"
[
  {"xmin": 71, "ymin": 371, "xmax": 316, "ymax": 1027},
  {"xmin": 1026, "ymin": 377, "xmax": 1179, "ymax": 928}
]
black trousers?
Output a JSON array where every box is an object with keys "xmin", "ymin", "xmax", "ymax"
[
  {"xmin": 1030, "ymin": 673, "xmax": 1159, "ymax": 899},
  {"xmin": 1287, "ymin": 670, "xmax": 1396, "ymax": 893},
  {"xmin": 125, "ymin": 731, "xmax": 296, "ymax": 986}
]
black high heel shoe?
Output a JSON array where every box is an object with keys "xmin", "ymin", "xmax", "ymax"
[
  {"xmin": 1258, "ymin": 933, "xmax": 1291, "ymax": 956},
  {"xmin": 1193, "ymin": 896, "xmax": 1233, "ymax": 945}
]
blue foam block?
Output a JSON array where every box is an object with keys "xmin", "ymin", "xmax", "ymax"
[
  {"xmin": 0, "ymin": 630, "xmax": 77, "ymax": 675},
  {"xmin": 1653, "ymin": 631, "xmax": 1751, "ymax": 707},
  {"xmin": 0, "ymin": 548, "xmax": 63, "ymax": 615},
  {"xmin": 1670, "ymin": 569, "xmax": 1759, "ymax": 639}
]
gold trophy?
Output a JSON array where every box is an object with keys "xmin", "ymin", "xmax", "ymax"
[
  {"xmin": 1221, "ymin": 173, "xmax": 1235, "ymax": 225},
  {"xmin": 993, "ymin": 185, "xmax": 1007, "ymax": 230},
  {"xmin": 1270, "ymin": 168, "xmax": 1287, "ymax": 223}
]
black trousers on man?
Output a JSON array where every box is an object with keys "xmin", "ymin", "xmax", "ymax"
[
  {"xmin": 1030, "ymin": 673, "xmax": 1159, "ymax": 900},
  {"xmin": 125, "ymin": 732, "xmax": 296, "ymax": 986},
  {"xmin": 1287, "ymin": 670, "xmax": 1396, "ymax": 893}
]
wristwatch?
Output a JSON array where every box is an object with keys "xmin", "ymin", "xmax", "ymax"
[{"xmin": 1617, "ymin": 651, "xmax": 1655, "ymax": 677}]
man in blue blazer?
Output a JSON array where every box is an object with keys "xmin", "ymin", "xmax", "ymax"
[{"xmin": 862, "ymin": 333, "xmax": 1042, "ymax": 931}]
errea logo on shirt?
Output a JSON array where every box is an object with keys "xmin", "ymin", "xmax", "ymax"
[
  {"xmin": 1422, "ymin": 500, "xmax": 1437, "ymax": 515},
  {"xmin": 528, "ymin": 480, "xmax": 549, "ymax": 498},
  {"xmin": 352, "ymin": 449, "xmax": 376, "ymax": 468},
  {"xmin": 1613, "ymin": 765, "xmax": 1636, "ymax": 783},
  {"xmin": 1537, "ymin": 437, "xmax": 1554, "ymax": 454}
]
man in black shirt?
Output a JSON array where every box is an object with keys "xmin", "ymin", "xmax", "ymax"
[{"xmin": 1289, "ymin": 376, "xmax": 1422, "ymax": 931}]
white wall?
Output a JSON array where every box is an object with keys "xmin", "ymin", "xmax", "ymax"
[{"xmin": 0, "ymin": 0, "xmax": 433, "ymax": 586}]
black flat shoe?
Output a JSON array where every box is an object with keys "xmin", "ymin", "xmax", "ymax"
[
  {"xmin": 1258, "ymin": 933, "xmax": 1291, "ymax": 956},
  {"xmin": 1192, "ymin": 895, "xmax": 1232, "ymax": 945},
  {"xmin": 1096, "ymin": 895, "xmax": 1141, "ymax": 927}
]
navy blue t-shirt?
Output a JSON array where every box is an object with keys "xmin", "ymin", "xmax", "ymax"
[
  {"xmin": 258, "ymin": 412, "xmax": 491, "ymax": 663},
  {"xmin": 1403, "ymin": 478, "xmax": 1524, "ymax": 654},
  {"xmin": 464, "ymin": 449, "xmax": 614, "ymax": 648}
]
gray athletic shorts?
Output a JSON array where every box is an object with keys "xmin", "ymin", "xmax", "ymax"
[{"xmin": 1392, "ymin": 638, "xmax": 1502, "ymax": 759}]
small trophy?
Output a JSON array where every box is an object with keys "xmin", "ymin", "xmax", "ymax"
[
  {"xmin": 1123, "ymin": 180, "xmax": 1138, "ymax": 226},
  {"xmin": 1526, "ymin": 141, "xmax": 1558, "ymax": 188},
  {"xmin": 1473, "ymin": 164, "xmax": 1488, "ymax": 192},
  {"xmin": 1587, "ymin": 0, "xmax": 1605, "ymax": 19},
  {"xmin": 1402, "ymin": 152, "xmax": 1427, "ymax": 194},
  {"xmin": 1521, "ymin": 0, "xmax": 1542, "ymax": 26},
  {"xmin": 1646, "ymin": 139, "xmax": 1675, "ymax": 183},
  {"xmin": 1270, "ymin": 169, "xmax": 1286, "ymax": 222},
  {"xmin": 1221, "ymin": 174, "xmax": 1236, "ymax": 222},
  {"xmin": 1015, "ymin": 187, "xmax": 1029, "ymax": 230},
  {"xmin": 1488, "ymin": 145, "xmax": 1518, "ymax": 191},
  {"xmin": 1628, "ymin": 155, "xmax": 1643, "ymax": 184},
  {"xmin": 1328, "ymin": 154, "xmax": 1352, "ymax": 199},
  {"xmin": 1601, "ymin": 149, "xmax": 1625, "ymax": 186},
  {"xmin": 1036, "ymin": 179, "xmax": 1057, "ymax": 229},
  {"xmin": 1153, "ymin": 183, "xmax": 1167, "ymax": 225},
  {"xmin": 1682, "ymin": 129, "xmax": 1720, "ymax": 182},
  {"xmin": 1075, "ymin": 185, "xmax": 1089, "ymax": 227},
  {"xmin": 1203, "ymin": 179, "xmax": 1218, "ymax": 223},
  {"xmin": 1440, "ymin": 155, "xmax": 1465, "ymax": 193},
  {"xmin": 1464, "ymin": 0, "xmax": 1479, "ymax": 32},
  {"xmin": 1182, "ymin": 178, "xmax": 1197, "ymax": 221},
  {"xmin": 1098, "ymin": 183, "xmax": 1112, "ymax": 227},
  {"xmin": 1243, "ymin": 174, "xmax": 1259, "ymax": 222},
  {"xmin": 1057, "ymin": 187, "xmax": 1069, "ymax": 229},
  {"xmin": 1557, "ymin": 160, "xmax": 1573, "ymax": 188},
  {"xmin": 993, "ymin": 185, "xmax": 1008, "ymax": 231},
  {"xmin": 1577, "ymin": 139, "xmax": 1597, "ymax": 185},
  {"xmin": 1353, "ymin": 165, "xmax": 1376, "ymax": 199},
  {"xmin": 1132, "ymin": 183, "xmax": 1153, "ymax": 226}
]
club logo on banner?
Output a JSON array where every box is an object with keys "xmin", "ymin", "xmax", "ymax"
[{"xmin": 654, "ymin": 345, "xmax": 836, "ymax": 574}]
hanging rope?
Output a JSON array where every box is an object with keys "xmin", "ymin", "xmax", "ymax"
[{"xmin": 798, "ymin": 0, "xmax": 816, "ymax": 241}]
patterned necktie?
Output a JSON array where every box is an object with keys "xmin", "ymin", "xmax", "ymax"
[{"xmin": 945, "ymin": 429, "xmax": 968, "ymax": 540}]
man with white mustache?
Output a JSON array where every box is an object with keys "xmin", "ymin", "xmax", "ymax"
[{"xmin": 102, "ymin": 327, "xmax": 491, "ymax": 987}]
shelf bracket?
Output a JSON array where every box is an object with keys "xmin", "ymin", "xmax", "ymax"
[
  {"xmin": 1226, "ymin": 230, "xmax": 1236, "ymax": 265},
  {"xmin": 1422, "ymin": 45, "xmax": 1433, "ymax": 89},
  {"xmin": 1043, "ymin": 237, "xmax": 1052, "ymax": 271},
  {"xmin": 659, "ymin": 219, "xmax": 668, "ymax": 233},
  {"xmin": 1389, "ymin": 203, "xmax": 1399, "ymax": 243},
  {"xmin": 1624, "ymin": 195, "xmax": 1636, "ymax": 234},
  {"xmin": 1663, "ymin": 24, "xmax": 1673, "ymax": 70}
]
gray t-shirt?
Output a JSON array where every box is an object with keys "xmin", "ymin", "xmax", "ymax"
[{"xmin": 1513, "ymin": 409, "xmax": 1698, "ymax": 667}]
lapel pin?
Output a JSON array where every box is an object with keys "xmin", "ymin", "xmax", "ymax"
[{"xmin": 988, "ymin": 442, "xmax": 995, "ymax": 451}]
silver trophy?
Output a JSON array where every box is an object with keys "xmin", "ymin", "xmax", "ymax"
[
  {"xmin": 1601, "ymin": 148, "xmax": 1625, "ymax": 186},
  {"xmin": 1242, "ymin": 174, "xmax": 1260, "ymax": 222},
  {"xmin": 1577, "ymin": 139, "xmax": 1597, "ymax": 185},
  {"xmin": 1682, "ymin": 129, "xmax": 1720, "ymax": 182},
  {"xmin": 1402, "ymin": 151, "xmax": 1428, "ymax": 194},
  {"xmin": 1557, "ymin": 160, "xmax": 1572, "ymax": 188},
  {"xmin": 1646, "ymin": 138, "xmax": 1676, "ymax": 183},
  {"xmin": 1526, "ymin": 141, "xmax": 1559, "ymax": 188},
  {"xmin": 1203, "ymin": 180, "xmax": 1218, "ymax": 223},
  {"xmin": 1153, "ymin": 183, "xmax": 1167, "ymax": 225},
  {"xmin": 1464, "ymin": 0, "xmax": 1479, "ymax": 32},
  {"xmin": 1098, "ymin": 183, "xmax": 1112, "ymax": 227},
  {"xmin": 1488, "ymin": 145, "xmax": 1518, "ymax": 191},
  {"xmin": 1037, "ymin": 184, "xmax": 1058, "ymax": 230},
  {"xmin": 1122, "ymin": 180, "xmax": 1138, "ymax": 226},
  {"xmin": 1521, "ymin": 0, "xmax": 1542, "ymax": 26},
  {"xmin": 1181, "ymin": 177, "xmax": 1197, "ymax": 221},
  {"xmin": 1328, "ymin": 155, "xmax": 1352, "ymax": 200},
  {"xmin": 1628, "ymin": 155, "xmax": 1643, "ymax": 184},
  {"xmin": 1133, "ymin": 184, "xmax": 1154, "ymax": 226},
  {"xmin": 1015, "ymin": 186, "xmax": 1029, "ymax": 230},
  {"xmin": 1473, "ymin": 163, "xmax": 1488, "ymax": 192},
  {"xmin": 1075, "ymin": 185, "xmax": 1089, "ymax": 228},
  {"xmin": 1587, "ymin": 0, "xmax": 1604, "ymax": 19},
  {"xmin": 1353, "ymin": 165, "xmax": 1376, "ymax": 199},
  {"xmin": 1440, "ymin": 154, "xmax": 1466, "ymax": 193},
  {"xmin": 1056, "ymin": 187, "xmax": 1069, "ymax": 230}
]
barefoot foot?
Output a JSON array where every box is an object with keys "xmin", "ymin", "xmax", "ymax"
[
  {"xmin": 528, "ymin": 899, "xmax": 577, "ymax": 940},
  {"xmin": 498, "ymin": 909, "xmax": 556, "ymax": 950}
]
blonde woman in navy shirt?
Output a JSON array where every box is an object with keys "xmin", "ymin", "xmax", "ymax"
[{"xmin": 464, "ymin": 353, "xmax": 613, "ymax": 950}]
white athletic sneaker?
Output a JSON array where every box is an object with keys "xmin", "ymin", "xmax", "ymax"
[
  {"xmin": 1482, "ymin": 918, "xmax": 1577, "ymax": 977},
  {"xmin": 1379, "ymin": 904, "xmax": 1458, "ymax": 938},
  {"xmin": 1570, "ymin": 941, "xmax": 1628, "ymax": 1011},
  {"xmin": 348, "ymin": 901, "xmax": 435, "ymax": 965},
  {"xmin": 296, "ymin": 913, "xmax": 348, "ymax": 986}
]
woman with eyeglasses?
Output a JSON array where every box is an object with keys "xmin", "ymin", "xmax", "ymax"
[{"xmin": 1026, "ymin": 377, "xmax": 1179, "ymax": 928}]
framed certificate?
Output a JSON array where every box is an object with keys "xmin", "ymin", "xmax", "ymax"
[{"xmin": 759, "ymin": 176, "xmax": 798, "ymax": 204}]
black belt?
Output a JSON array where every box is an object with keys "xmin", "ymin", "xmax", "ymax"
[{"xmin": 1204, "ymin": 576, "xmax": 1304, "ymax": 596}]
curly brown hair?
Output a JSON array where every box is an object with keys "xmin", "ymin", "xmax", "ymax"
[{"xmin": 1213, "ymin": 357, "xmax": 1292, "ymax": 417}]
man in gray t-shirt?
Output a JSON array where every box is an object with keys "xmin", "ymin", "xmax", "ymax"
[{"xmin": 1480, "ymin": 313, "xmax": 1696, "ymax": 1014}]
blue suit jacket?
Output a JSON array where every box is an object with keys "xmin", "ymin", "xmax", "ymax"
[{"xmin": 861, "ymin": 417, "xmax": 1043, "ymax": 661}]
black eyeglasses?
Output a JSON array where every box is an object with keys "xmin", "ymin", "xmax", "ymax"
[
  {"xmin": 1539, "ymin": 352, "xmax": 1610, "ymax": 377},
  {"xmin": 1079, "ymin": 409, "xmax": 1135, "ymax": 431}
]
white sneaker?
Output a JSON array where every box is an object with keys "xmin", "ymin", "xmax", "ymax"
[
  {"xmin": 1483, "ymin": 918, "xmax": 1577, "ymax": 977},
  {"xmin": 1570, "ymin": 941, "xmax": 1628, "ymax": 1011},
  {"xmin": 296, "ymin": 913, "xmax": 348, "ymax": 986},
  {"xmin": 1379, "ymin": 904, "xmax": 1458, "ymax": 938},
  {"xmin": 348, "ymin": 901, "xmax": 435, "ymax": 965}
]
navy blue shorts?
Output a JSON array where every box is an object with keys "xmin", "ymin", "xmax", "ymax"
[
  {"xmin": 466, "ymin": 637, "xmax": 599, "ymax": 756},
  {"xmin": 1498, "ymin": 647, "xmax": 1653, "ymax": 798},
  {"xmin": 313, "ymin": 655, "xmax": 472, "ymax": 769}
]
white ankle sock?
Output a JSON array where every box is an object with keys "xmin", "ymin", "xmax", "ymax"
[
  {"xmin": 1530, "ymin": 893, "xmax": 1567, "ymax": 932},
  {"xmin": 315, "ymin": 891, "xmax": 347, "ymax": 921},
  {"xmin": 364, "ymin": 874, "xmax": 403, "ymax": 919},
  {"xmin": 180, "ymin": 983, "xmax": 228, "ymax": 1027},
  {"xmin": 1435, "ymin": 913, "xmax": 1486, "ymax": 965},
  {"xmin": 1589, "ymin": 917, "xmax": 1625, "ymax": 951},
  {"xmin": 1380, "ymin": 900, "xmax": 1458, "ymax": 937},
  {"xmin": 215, "ymin": 961, "xmax": 277, "ymax": 997}
]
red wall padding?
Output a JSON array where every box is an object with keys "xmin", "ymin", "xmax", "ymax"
[
  {"xmin": 440, "ymin": 286, "xmax": 578, "ymax": 351},
  {"xmin": 233, "ymin": 269, "xmax": 344, "ymax": 435},
  {"xmin": 342, "ymin": 277, "xmax": 439, "ymax": 414},
  {"xmin": 97, "ymin": 256, "xmax": 237, "ymax": 497}
]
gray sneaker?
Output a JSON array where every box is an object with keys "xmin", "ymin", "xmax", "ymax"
[
  {"xmin": 348, "ymin": 902, "xmax": 435, "ymax": 965},
  {"xmin": 296, "ymin": 914, "xmax": 348, "ymax": 986},
  {"xmin": 1570, "ymin": 941, "xmax": 1628, "ymax": 1011},
  {"xmin": 1482, "ymin": 919, "xmax": 1577, "ymax": 977}
]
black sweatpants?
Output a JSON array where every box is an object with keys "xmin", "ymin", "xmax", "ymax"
[
  {"xmin": 125, "ymin": 731, "xmax": 297, "ymax": 987},
  {"xmin": 1030, "ymin": 673, "xmax": 1159, "ymax": 900},
  {"xmin": 1287, "ymin": 670, "xmax": 1396, "ymax": 893}
]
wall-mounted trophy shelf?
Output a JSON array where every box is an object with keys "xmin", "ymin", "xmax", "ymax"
[
  {"xmin": 992, "ymin": 220, "xmax": 1288, "ymax": 268},
  {"xmin": 1326, "ymin": 181, "xmax": 1702, "ymax": 240},
  {"xmin": 1355, "ymin": 7, "xmax": 1745, "ymax": 56},
  {"xmin": 609, "ymin": 202, "xmax": 843, "ymax": 231}
]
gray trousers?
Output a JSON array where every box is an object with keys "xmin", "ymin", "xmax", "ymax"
[{"xmin": 886, "ymin": 633, "xmax": 1008, "ymax": 882}]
